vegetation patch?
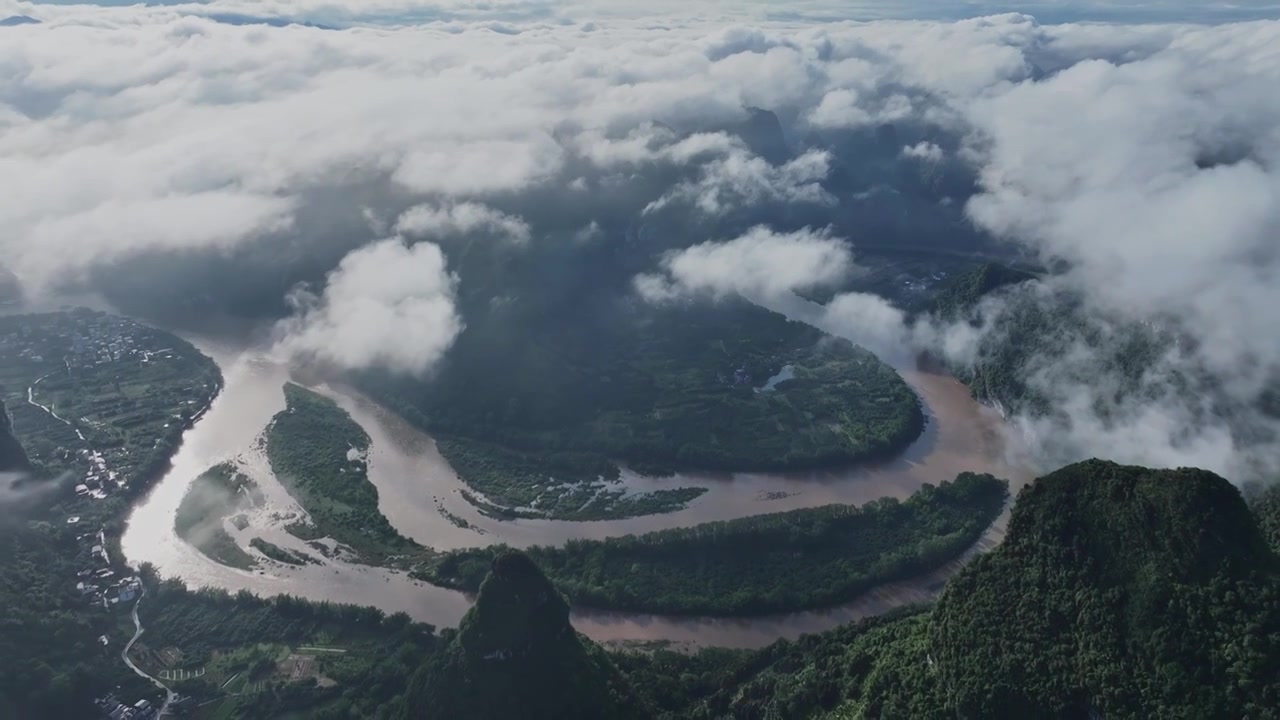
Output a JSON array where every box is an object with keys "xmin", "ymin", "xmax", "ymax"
[
  {"xmin": 134, "ymin": 576, "xmax": 441, "ymax": 719},
  {"xmin": 364, "ymin": 302, "xmax": 923, "ymax": 519},
  {"xmin": 422, "ymin": 473, "xmax": 1007, "ymax": 616},
  {"xmin": 249, "ymin": 538, "xmax": 318, "ymax": 567},
  {"xmin": 174, "ymin": 463, "xmax": 261, "ymax": 570},
  {"xmin": 264, "ymin": 383, "xmax": 423, "ymax": 566},
  {"xmin": 436, "ymin": 436, "xmax": 706, "ymax": 520}
]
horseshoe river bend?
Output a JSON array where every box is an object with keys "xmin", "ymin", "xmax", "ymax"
[{"xmin": 121, "ymin": 329, "xmax": 1033, "ymax": 650}]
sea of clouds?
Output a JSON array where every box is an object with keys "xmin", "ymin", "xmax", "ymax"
[{"xmin": 2, "ymin": 0, "xmax": 1278, "ymax": 480}]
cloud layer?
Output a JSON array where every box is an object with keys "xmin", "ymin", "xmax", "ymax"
[
  {"xmin": 272, "ymin": 238, "xmax": 462, "ymax": 374},
  {"xmin": 636, "ymin": 226, "xmax": 852, "ymax": 302},
  {"xmin": 2, "ymin": 3, "xmax": 1279, "ymax": 479},
  {"xmin": 0, "ymin": 9, "xmax": 1060, "ymax": 294}
]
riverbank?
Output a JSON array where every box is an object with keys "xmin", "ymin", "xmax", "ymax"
[
  {"xmin": 420, "ymin": 472, "xmax": 1008, "ymax": 616},
  {"xmin": 265, "ymin": 383, "xmax": 423, "ymax": 566},
  {"xmin": 122, "ymin": 327, "xmax": 1030, "ymax": 648},
  {"xmin": 359, "ymin": 300, "xmax": 927, "ymax": 521}
]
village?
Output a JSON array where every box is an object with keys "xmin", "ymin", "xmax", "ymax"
[
  {"xmin": 93, "ymin": 694, "xmax": 161, "ymax": 720},
  {"xmin": 0, "ymin": 308, "xmax": 217, "ymax": 498},
  {"xmin": 66, "ymin": 521, "xmax": 144, "ymax": 611},
  {"xmin": 0, "ymin": 309, "xmax": 223, "ymax": 718}
]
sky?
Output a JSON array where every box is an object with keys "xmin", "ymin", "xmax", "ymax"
[
  {"xmin": 2, "ymin": 0, "xmax": 1279, "ymax": 480},
  {"xmin": 12, "ymin": 0, "xmax": 1280, "ymax": 25}
]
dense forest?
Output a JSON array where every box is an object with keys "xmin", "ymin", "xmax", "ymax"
[
  {"xmin": 135, "ymin": 574, "xmax": 441, "ymax": 719},
  {"xmin": 620, "ymin": 607, "xmax": 943, "ymax": 719},
  {"xmin": 423, "ymin": 473, "xmax": 1007, "ymax": 615},
  {"xmin": 926, "ymin": 261, "xmax": 1039, "ymax": 321},
  {"xmin": 1247, "ymin": 481, "xmax": 1280, "ymax": 555},
  {"xmin": 621, "ymin": 461, "xmax": 1280, "ymax": 720},
  {"xmin": 399, "ymin": 460, "xmax": 1280, "ymax": 720},
  {"xmin": 398, "ymin": 551, "xmax": 647, "ymax": 720},
  {"xmin": 264, "ymin": 383, "xmax": 421, "ymax": 565},
  {"xmin": 361, "ymin": 299, "xmax": 923, "ymax": 517},
  {"xmin": 0, "ymin": 517, "xmax": 154, "ymax": 718},
  {"xmin": 924, "ymin": 263, "xmax": 1129, "ymax": 416},
  {"xmin": 929, "ymin": 461, "xmax": 1280, "ymax": 718}
]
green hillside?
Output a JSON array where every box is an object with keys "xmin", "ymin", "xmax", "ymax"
[
  {"xmin": 399, "ymin": 551, "xmax": 648, "ymax": 720},
  {"xmin": 654, "ymin": 460, "xmax": 1280, "ymax": 719},
  {"xmin": 931, "ymin": 460, "xmax": 1279, "ymax": 719}
]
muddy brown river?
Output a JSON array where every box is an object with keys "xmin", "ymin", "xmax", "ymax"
[{"xmin": 121, "ymin": 331, "xmax": 1032, "ymax": 649}]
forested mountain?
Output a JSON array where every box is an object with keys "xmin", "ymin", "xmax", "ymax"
[
  {"xmin": 387, "ymin": 461, "xmax": 1280, "ymax": 720},
  {"xmin": 398, "ymin": 551, "xmax": 647, "ymax": 720},
  {"xmin": 645, "ymin": 460, "xmax": 1280, "ymax": 719},
  {"xmin": 931, "ymin": 461, "xmax": 1279, "ymax": 719},
  {"xmin": 927, "ymin": 261, "xmax": 1038, "ymax": 321}
]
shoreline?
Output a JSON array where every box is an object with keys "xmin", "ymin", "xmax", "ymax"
[{"xmin": 121, "ymin": 328, "xmax": 1032, "ymax": 648}]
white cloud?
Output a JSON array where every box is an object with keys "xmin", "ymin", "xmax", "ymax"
[
  {"xmin": 396, "ymin": 202, "xmax": 531, "ymax": 243},
  {"xmin": 963, "ymin": 22, "xmax": 1280, "ymax": 393},
  {"xmin": 272, "ymin": 237, "xmax": 462, "ymax": 374},
  {"xmin": 817, "ymin": 292, "xmax": 912, "ymax": 362},
  {"xmin": 806, "ymin": 89, "xmax": 871, "ymax": 128},
  {"xmin": 646, "ymin": 149, "xmax": 834, "ymax": 215},
  {"xmin": 19, "ymin": 192, "xmax": 294, "ymax": 288},
  {"xmin": 902, "ymin": 141, "xmax": 943, "ymax": 162},
  {"xmin": 636, "ymin": 225, "xmax": 852, "ymax": 302},
  {"xmin": 393, "ymin": 137, "xmax": 564, "ymax": 196},
  {"xmin": 3, "ymin": 3, "xmax": 1280, "ymax": 481},
  {"xmin": 0, "ymin": 9, "xmax": 1082, "ymax": 296}
]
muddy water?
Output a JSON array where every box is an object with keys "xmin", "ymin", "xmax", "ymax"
[
  {"xmin": 118, "ymin": 341, "xmax": 474, "ymax": 625},
  {"xmin": 122, "ymin": 335, "xmax": 1030, "ymax": 649},
  {"xmin": 332, "ymin": 367, "xmax": 1014, "ymax": 549}
]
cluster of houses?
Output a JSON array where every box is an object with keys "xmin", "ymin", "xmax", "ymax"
[
  {"xmin": 93, "ymin": 695, "xmax": 159, "ymax": 720},
  {"xmin": 74, "ymin": 449, "xmax": 121, "ymax": 499},
  {"xmin": 1, "ymin": 310, "xmax": 150, "ymax": 367},
  {"xmin": 68, "ymin": 523, "xmax": 142, "ymax": 610}
]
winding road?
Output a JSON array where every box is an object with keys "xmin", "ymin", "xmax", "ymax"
[
  {"xmin": 123, "ymin": 588, "xmax": 175, "ymax": 716},
  {"xmin": 27, "ymin": 371, "xmax": 89, "ymax": 443}
]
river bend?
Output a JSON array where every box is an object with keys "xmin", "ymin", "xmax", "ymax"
[{"xmin": 122, "ymin": 334, "xmax": 1029, "ymax": 649}]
